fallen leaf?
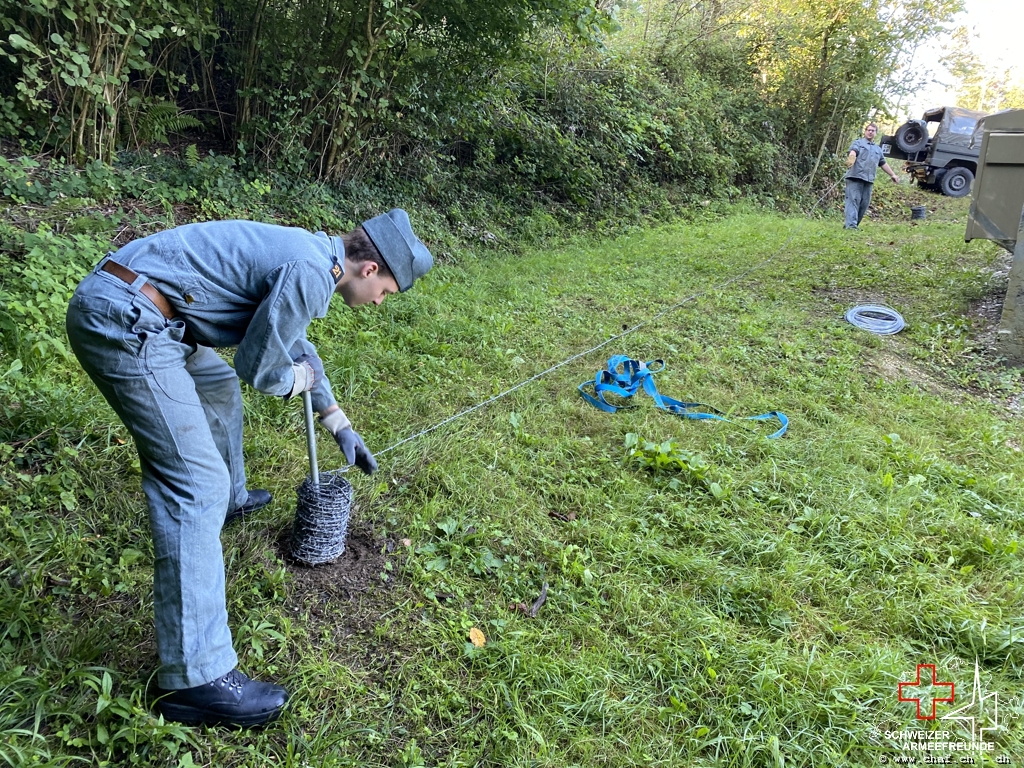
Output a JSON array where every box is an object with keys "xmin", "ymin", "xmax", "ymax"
[{"xmin": 469, "ymin": 627, "xmax": 486, "ymax": 647}]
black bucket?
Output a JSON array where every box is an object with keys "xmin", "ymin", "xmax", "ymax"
[{"xmin": 910, "ymin": 205, "xmax": 927, "ymax": 220}]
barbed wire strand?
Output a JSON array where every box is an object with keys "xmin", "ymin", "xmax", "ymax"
[{"xmin": 375, "ymin": 179, "xmax": 842, "ymax": 457}]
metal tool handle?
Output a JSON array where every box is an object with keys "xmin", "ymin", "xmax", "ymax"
[{"xmin": 302, "ymin": 390, "xmax": 319, "ymax": 488}]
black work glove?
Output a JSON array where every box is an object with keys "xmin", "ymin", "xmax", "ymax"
[{"xmin": 333, "ymin": 427, "xmax": 378, "ymax": 475}]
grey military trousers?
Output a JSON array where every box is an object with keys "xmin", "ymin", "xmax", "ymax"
[
  {"xmin": 844, "ymin": 178, "xmax": 874, "ymax": 229},
  {"xmin": 66, "ymin": 257, "xmax": 247, "ymax": 689}
]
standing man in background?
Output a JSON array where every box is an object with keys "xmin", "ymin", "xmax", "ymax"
[{"xmin": 844, "ymin": 122, "xmax": 901, "ymax": 229}]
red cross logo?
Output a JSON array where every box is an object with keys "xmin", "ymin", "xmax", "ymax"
[{"xmin": 898, "ymin": 664, "xmax": 955, "ymax": 719}]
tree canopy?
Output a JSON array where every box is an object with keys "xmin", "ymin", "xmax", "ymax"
[{"xmin": 0, "ymin": 0, "xmax": 966, "ymax": 192}]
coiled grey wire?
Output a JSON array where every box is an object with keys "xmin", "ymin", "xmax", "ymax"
[
  {"xmin": 290, "ymin": 470, "xmax": 353, "ymax": 565},
  {"xmin": 844, "ymin": 305, "xmax": 906, "ymax": 335}
]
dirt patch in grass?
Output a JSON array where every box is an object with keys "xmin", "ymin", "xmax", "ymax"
[
  {"xmin": 865, "ymin": 349, "xmax": 956, "ymax": 398},
  {"xmin": 278, "ymin": 520, "xmax": 390, "ymax": 597},
  {"xmin": 966, "ymin": 246, "xmax": 1012, "ymax": 355},
  {"xmin": 276, "ymin": 518, "xmax": 406, "ymax": 643},
  {"xmin": 968, "ymin": 290, "xmax": 1006, "ymax": 354}
]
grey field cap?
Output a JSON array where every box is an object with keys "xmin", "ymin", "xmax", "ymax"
[{"xmin": 361, "ymin": 208, "xmax": 433, "ymax": 292}]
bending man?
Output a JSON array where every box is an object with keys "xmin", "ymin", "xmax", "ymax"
[{"xmin": 65, "ymin": 210, "xmax": 432, "ymax": 727}]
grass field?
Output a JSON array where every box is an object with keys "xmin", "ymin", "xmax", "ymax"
[{"xmin": 2, "ymin": 182, "xmax": 1023, "ymax": 767}]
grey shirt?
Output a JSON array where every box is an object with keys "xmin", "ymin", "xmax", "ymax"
[
  {"xmin": 845, "ymin": 137, "xmax": 886, "ymax": 183},
  {"xmin": 112, "ymin": 220, "xmax": 342, "ymax": 411}
]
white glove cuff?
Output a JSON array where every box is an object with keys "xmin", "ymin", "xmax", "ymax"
[
  {"xmin": 318, "ymin": 408, "xmax": 351, "ymax": 435},
  {"xmin": 289, "ymin": 361, "xmax": 315, "ymax": 397}
]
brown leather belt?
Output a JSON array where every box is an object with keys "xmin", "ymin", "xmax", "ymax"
[{"xmin": 101, "ymin": 260, "xmax": 177, "ymax": 320}]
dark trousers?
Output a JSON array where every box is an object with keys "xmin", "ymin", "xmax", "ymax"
[{"xmin": 844, "ymin": 178, "xmax": 873, "ymax": 228}]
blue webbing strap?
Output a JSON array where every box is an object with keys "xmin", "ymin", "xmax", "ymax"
[{"xmin": 578, "ymin": 355, "xmax": 788, "ymax": 439}]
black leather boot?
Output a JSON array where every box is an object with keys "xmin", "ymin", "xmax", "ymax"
[
  {"xmin": 154, "ymin": 669, "xmax": 287, "ymax": 727},
  {"xmin": 224, "ymin": 489, "xmax": 272, "ymax": 527}
]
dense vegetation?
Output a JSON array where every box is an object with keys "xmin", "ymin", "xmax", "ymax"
[{"xmin": 3, "ymin": 0, "xmax": 964, "ymax": 223}]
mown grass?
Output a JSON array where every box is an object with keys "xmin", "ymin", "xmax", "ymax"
[{"xmin": 2, "ymin": 183, "xmax": 1023, "ymax": 767}]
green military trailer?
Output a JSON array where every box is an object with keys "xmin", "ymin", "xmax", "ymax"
[
  {"xmin": 965, "ymin": 108, "xmax": 1024, "ymax": 365},
  {"xmin": 880, "ymin": 106, "xmax": 988, "ymax": 198}
]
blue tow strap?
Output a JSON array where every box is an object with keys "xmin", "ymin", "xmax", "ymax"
[{"xmin": 579, "ymin": 355, "xmax": 788, "ymax": 439}]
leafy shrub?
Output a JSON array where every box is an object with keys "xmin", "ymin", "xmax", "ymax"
[
  {"xmin": 0, "ymin": 0, "xmax": 216, "ymax": 162},
  {"xmin": 0, "ymin": 225, "xmax": 106, "ymax": 368}
]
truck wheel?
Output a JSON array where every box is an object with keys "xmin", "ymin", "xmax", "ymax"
[
  {"xmin": 895, "ymin": 120, "xmax": 928, "ymax": 153},
  {"xmin": 940, "ymin": 167, "xmax": 974, "ymax": 198}
]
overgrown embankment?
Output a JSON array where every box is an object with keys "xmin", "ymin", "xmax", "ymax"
[{"xmin": 2, "ymin": 0, "xmax": 965, "ymax": 231}]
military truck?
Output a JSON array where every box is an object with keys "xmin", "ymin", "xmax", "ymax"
[{"xmin": 880, "ymin": 106, "xmax": 988, "ymax": 197}]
